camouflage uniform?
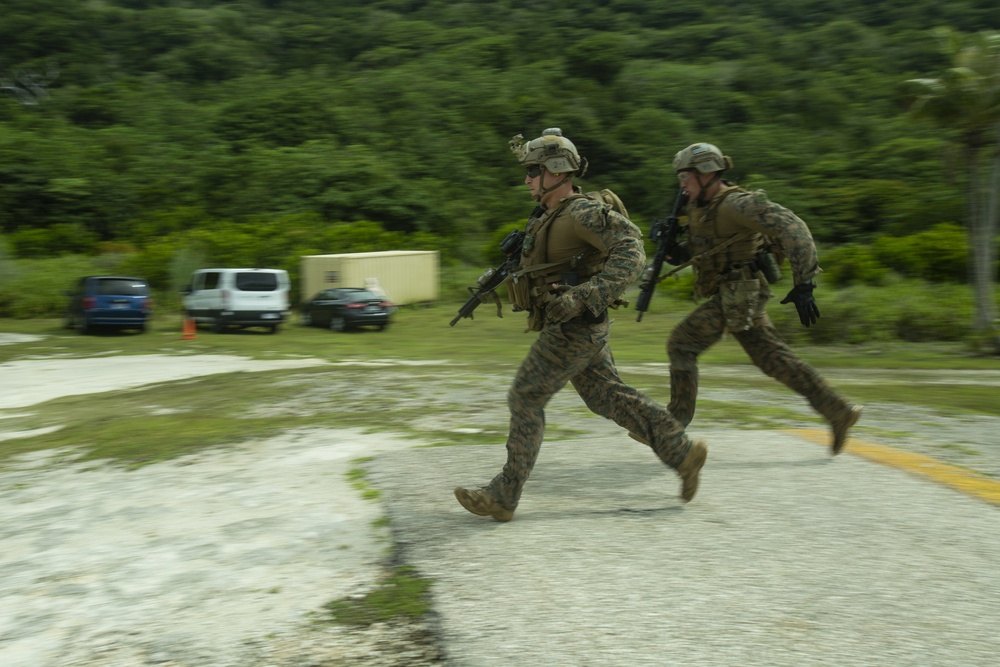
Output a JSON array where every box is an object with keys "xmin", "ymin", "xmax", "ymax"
[
  {"xmin": 667, "ymin": 185, "xmax": 857, "ymax": 434},
  {"xmin": 483, "ymin": 194, "xmax": 696, "ymax": 511}
]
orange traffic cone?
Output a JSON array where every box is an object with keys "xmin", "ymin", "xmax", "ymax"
[{"xmin": 182, "ymin": 317, "xmax": 197, "ymax": 340}]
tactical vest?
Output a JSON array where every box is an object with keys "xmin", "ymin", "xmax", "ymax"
[
  {"xmin": 687, "ymin": 186, "xmax": 767, "ymax": 297},
  {"xmin": 507, "ymin": 191, "xmax": 622, "ymax": 328}
]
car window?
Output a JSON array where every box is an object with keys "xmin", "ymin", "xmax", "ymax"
[
  {"xmin": 351, "ymin": 290, "xmax": 380, "ymax": 300},
  {"xmin": 96, "ymin": 279, "xmax": 148, "ymax": 296},
  {"xmin": 235, "ymin": 272, "xmax": 279, "ymax": 291}
]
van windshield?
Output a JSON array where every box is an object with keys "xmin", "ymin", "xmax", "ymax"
[{"xmin": 235, "ymin": 273, "xmax": 279, "ymax": 291}]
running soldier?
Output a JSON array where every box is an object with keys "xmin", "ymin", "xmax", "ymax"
[
  {"xmin": 664, "ymin": 142, "xmax": 862, "ymax": 454},
  {"xmin": 453, "ymin": 129, "xmax": 707, "ymax": 521}
]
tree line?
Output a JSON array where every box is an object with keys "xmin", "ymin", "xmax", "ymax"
[{"xmin": 1, "ymin": 0, "xmax": 998, "ymax": 340}]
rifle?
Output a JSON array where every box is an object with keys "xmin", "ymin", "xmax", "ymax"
[
  {"xmin": 450, "ymin": 229, "xmax": 526, "ymax": 326},
  {"xmin": 635, "ymin": 189, "xmax": 689, "ymax": 322}
]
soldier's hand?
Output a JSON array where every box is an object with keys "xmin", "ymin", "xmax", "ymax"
[
  {"xmin": 546, "ymin": 285, "xmax": 586, "ymax": 323},
  {"xmin": 665, "ymin": 240, "xmax": 691, "ymax": 266},
  {"xmin": 780, "ymin": 281, "xmax": 820, "ymax": 327}
]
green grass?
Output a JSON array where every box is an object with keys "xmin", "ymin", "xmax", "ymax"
[
  {"xmin": 833, "ymin": 381, "xmax": 1000, "ymax": 417},
  {"xmin": 322, "ymin": 565, "xmax": 432, "ymax": 626},
  {"xmin": 935, "ymin": 443, "xmax": 982, "ymax": 456},
  {"xmin": 2, "ymin": 302, "xmax": 999, "ymax": 468},
  {"xmin": 348, "ymin": 459, "xmax": 382, "ymax": 501},
  {"xmin": 4, "ymin": 297, "xmax": 1000, "ymax": 369}
]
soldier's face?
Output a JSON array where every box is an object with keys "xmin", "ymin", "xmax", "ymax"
[
  {"xmin": 525, "ymin": 164, "xmax": 545, "ymax": 199},
  {"xmin": 678, "ymin": 170, "xmax": 705, "ymax": 199}
]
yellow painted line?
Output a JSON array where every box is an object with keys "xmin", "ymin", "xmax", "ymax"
[{"xmin": 786, "ymin": 428, "xmax": 1000, "ymax": 507}]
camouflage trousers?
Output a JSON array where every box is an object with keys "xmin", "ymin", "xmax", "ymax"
[
  {"xmin": 486, "ymin": 317, "xmax": 691, "ymax": 511},
  {"xmin": 667, "ymin": 292, "xmax": 851, "ymax": 427}
]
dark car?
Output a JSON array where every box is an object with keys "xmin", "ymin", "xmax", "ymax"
[
  {"xmin": 65, "ymin": 276, "xmax": 152, "ymax": 334},
  {"xmin": 300, "ymin": 288, "xmax": 393, "ymax": 332}
]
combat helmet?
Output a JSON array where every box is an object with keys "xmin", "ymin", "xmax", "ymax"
[
  {"xmin": 509, "ymin": 128, "xmax": 588, "ymax": 176},
  {"xmin": 673, "ymin": 143, "xmax": 733, "ymax": 173}
]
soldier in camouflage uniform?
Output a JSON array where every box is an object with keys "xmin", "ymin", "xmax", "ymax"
[
  {"xmin": 664, "ymin": 142, "xmax": 862, "ymax": 454},
  {"xmin": 453, "ymin": 129, "xmax": 707, "ymax": 522}
]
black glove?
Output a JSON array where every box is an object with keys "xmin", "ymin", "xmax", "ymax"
[
  {"xmin": 665, "ymin": 240, "xmax": 691, "ymax": 266},
  {"xmin": 780, "ymin": 281, "xmax": 820, "ymax": 327}
]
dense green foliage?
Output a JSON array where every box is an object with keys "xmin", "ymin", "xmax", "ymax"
[{"xmin": 2, "ymin": 0, "xmax": 999, "ymax": 340}]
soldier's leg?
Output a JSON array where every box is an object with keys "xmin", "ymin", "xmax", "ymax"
[
  {"xmin": 734, "ymin": 319, "xmax": 862, "ymax": 453},
  {"xmin": 479, "ymin": 322, "xmax": 600, "ymax": 511},
  {"xmin": 666, "ymin": 297, "xmax": 726, "ymax": 426},
  {"xmin": 571, "ymin": 325, "xmax": 707, "ymax": 501}
]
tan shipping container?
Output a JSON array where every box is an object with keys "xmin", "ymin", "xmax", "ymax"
[{"xmin": 299, "ymin": 251, "xmax": 440, "ymax": 306}]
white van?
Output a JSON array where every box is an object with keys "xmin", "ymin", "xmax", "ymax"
[{"xmin": 182, "ymin": 268, "xmax": 290, "ymax": 333}]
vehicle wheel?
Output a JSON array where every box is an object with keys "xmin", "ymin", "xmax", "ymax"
[
  {"xmin": 330, "ymin": 316, "xmax": 346, "ymax": 332},
  {"xmin": 211, "ymin": 318, "xmax": 224, "ymax": 333},
  {"xmin": 267, "ymin": 324, "xmax": 277, "ymax": 334},
  {"xmin": 377, "ymin": 323, "xmax": 388, "ymax": 331},
  {"xmin": 300, "ymin": 312, "xmax": 312, "ymax": 327}
]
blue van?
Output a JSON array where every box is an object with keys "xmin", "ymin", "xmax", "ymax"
[{"xmin": 65, "ymin": 276, "xmax": 152, "ymax": 334}]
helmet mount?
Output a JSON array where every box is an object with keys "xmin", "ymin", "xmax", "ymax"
[{"xmin": 510, "ymin": 127, "xmax": 589, "ymax": 201}]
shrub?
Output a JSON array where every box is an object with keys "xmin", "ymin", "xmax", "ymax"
[
  {"xmin": 769, "ymin": 277, "xmax": 976, "ymax": 345},
  {"xmin": 0, "ymin": 255, "xmax": 104, "ymax": 318},
  {"xmin": 818, "ymin": 243, "xmax": 890, "ymax": 287},
  {"xmin": 873, "ymin": 223, "xmax": 968, "ymax": 282},
  {"xmin": 8, "ymin": 224, "xmax": 99, "ymax": 258}
]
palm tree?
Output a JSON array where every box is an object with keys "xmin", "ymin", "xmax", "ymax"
[{"xmin": 905, "ymin": 28, "xmax": 1000, "ymax": 353}]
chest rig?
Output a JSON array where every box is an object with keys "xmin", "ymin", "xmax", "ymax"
[
  {"xmin": 506, "ymin": 194, "xmax": 609, "ymax": 326},
  {"xmin": 687, "ymin": 186, "xmax": 766, "ymax": 297}
]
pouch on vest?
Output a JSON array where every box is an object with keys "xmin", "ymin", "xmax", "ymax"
[
  {"xmin": 508, "ymin": 273, "xmax": 533, "ymax": 311},
  {"xmin": 720, "ymin": 278, "xmax": 762, "ymax": 332}
]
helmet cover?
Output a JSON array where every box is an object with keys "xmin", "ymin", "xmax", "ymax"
[
  {"xmin": 672, "ymin": 143, "xmax": 733, "ymax": 173},
  {"xmin": 510, "ymin": 127, "xmax": 584, "ymax": 174}
]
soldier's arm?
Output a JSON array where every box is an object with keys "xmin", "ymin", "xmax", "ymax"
[
  {"xmin": 568, "ymin": 201, "xmax": 645, "ymax": 315},
  {"xmin": 725, "ymin": 189, "xmax": 821, "ymax": 284}
]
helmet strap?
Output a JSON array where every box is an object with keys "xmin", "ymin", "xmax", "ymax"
[
  {"xmin": 535, "ymin": 171, "xmax": 572, "ymax": 202},
  {"xmin": 695, "ymin": 171, "xmax": 725, "ymax": 207}
]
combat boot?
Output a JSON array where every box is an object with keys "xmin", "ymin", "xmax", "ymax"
[
  {"xmin": 676, "ymin": 440, "xmax": 708, "ymax": 503},
  {"xmin": 453, "ymin": 486, "xmax": 514, "ymax": 522},
  {"xmin": 831, "ymin": 404, "xmax": 863, "ymax": 455}
]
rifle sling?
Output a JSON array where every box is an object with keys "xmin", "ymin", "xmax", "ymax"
[
  {"xmin": 512, "ymin": 248, "xmax": 598, "ymax": 287},
  {"xmin": 655, "ymin": 232, "xmax": 754, "ymax": 284}
]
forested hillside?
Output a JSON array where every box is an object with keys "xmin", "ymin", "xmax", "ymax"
[{"xmin": 1, "ymin": 0, "xmax": 998, "ymax": 291}]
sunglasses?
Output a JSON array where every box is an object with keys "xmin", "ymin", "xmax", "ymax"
[
  {"xmin": 676, "ymin": 170, "xmax": 695, "ymax": 182},
  {"xmin": 525, "ymin": 165, "xmax": 543, "ymax": 178}
]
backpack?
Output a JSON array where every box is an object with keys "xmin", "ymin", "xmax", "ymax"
[{"xmin": 586, "ymin": 188, "xmax": 630, "ymax": 220}]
